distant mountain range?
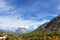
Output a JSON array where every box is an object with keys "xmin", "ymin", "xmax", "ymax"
[
  {"xmin": 0, "ymin": 28, "xmax": 31, "ymax": 34},
  {"xmin": 0, "ymin": 30, "xmax": 14, "ymax": 34},
  {"xmin": 15, "ymin": 28, "xmax": 31, "ymax": 34}
]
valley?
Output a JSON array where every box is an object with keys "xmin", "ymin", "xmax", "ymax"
[{"xmin": 0, "ymin": 15, "xmax": 60, "ymax": 40}]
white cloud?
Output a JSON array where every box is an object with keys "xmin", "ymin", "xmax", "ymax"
[
  {"xmin": 0, "ymin": 0, "xmax": 51, "ymax": 31},
  {"xmin": 0, "ymin": 16, "xmax": 49, "ymax": 31},
  {"xmin": 0, "ymin": 0, "xmax": 15, "ymax": 14}
]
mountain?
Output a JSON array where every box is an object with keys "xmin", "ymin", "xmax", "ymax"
[
  {"xmin": 38, "ymin": 22, "xmax": 48, "ymax": 31},
  {"xmin": 22, "ymin": 22, "xmax": 49, "ymax": 39},
  {"xmin": 0, "ymin": 28, "xmax": 31, "ymax": 34},
  {"xmin": 22, "ymin": 15, "xmax": 60, "ymax": 39},
  {"xmin": 15, "ymin": 28, "xmax": 31, "ymax": 34},
  {"xmin": 45, "ymin": 15, "xmax": 60, "ymax": 32},
  {"xmin": 35, "ymin": 15, "xmax": 60, "ymax": 32},
  {"xmin": 0, "ymin": 15, "xmax": 60, "ymax": 40},
  {"xmin": 0, "ymin": 29, "xmax": 14, "ymax": 34}
]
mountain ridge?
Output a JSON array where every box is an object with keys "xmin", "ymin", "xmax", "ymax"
[
  {"xmin": 45, "ymin": 15, "xmax": 60, "ymax": 32},
  {"xmin": 22, "ymin": 15, "xmax": 60, "ymax": 37},
  {"xmin": 15, "ymin": 28, "xmax": 31, "ymax": 34}
]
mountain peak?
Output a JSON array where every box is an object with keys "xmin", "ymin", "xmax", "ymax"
[{"xmin": 15, "ymin": 28, "xmax": 30, "ymax": 34}]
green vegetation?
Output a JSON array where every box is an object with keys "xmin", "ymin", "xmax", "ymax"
[{"xmin": 2, "ymin": 31, "xmax": 60, "ymax": 40}]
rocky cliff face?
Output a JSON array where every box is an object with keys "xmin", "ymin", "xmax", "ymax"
[
  {"xmin": 15, "ymin": 28, "xmax": 30, "ymax": 34},
  {"xmin": 45, "ymin": 15, "xmax": 60, "ymax": 31}
]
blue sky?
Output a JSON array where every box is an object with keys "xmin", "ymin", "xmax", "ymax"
[{"xmin": 0, "ymin": 0, "xmax": 60, "ymax": 31}]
